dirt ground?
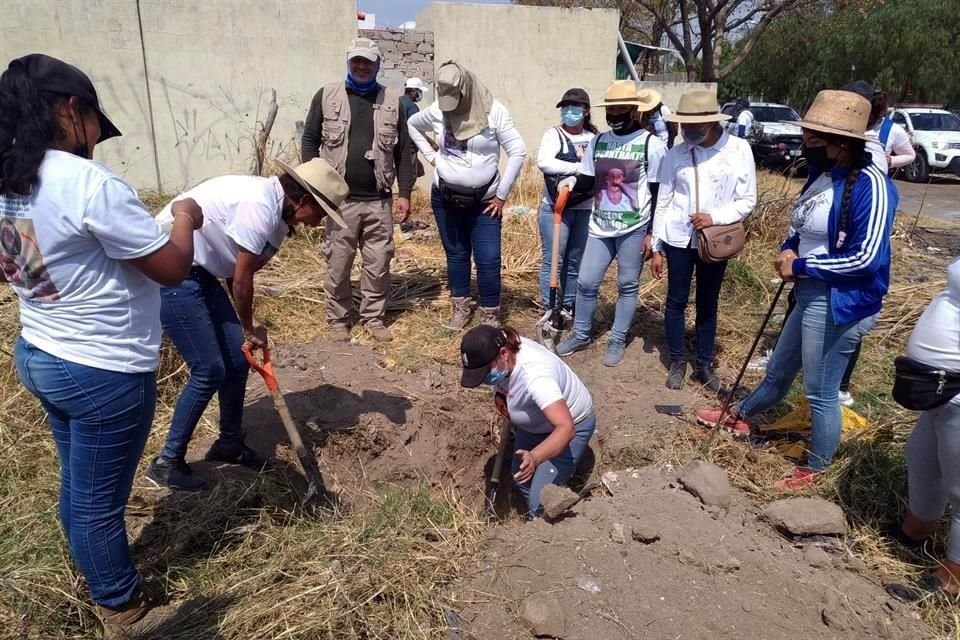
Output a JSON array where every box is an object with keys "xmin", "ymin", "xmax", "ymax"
[{"xmin": 135, "ymin": 309, "xmax": 932, "ymax": 639}]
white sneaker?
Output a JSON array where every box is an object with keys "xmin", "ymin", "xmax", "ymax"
[{"xmin": 839, "ymin": 391, "xmax": 855, "ymax": 407}]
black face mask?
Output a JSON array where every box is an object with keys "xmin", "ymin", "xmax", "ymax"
[
  {"xmin": 606, "ymin": 109, "xmax": 637, "ymax": 133},
  {"xmin": 802, "ymin": 145, "xmax": 837, "ymax": 172}
]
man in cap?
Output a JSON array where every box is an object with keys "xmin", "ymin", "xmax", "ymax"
[
  {"xmin": 146, "ymin": 158, "xmax": 349, "ymax": 491},
  {"xmin": 301, "ymin": 37, "xmax": 415, "ymax": 343},
  {"xmin": 400, "ymin": 77, "xmax": 430, "ymax": 177}
]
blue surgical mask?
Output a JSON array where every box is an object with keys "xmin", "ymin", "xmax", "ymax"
[
  {"xmin": 483, "ymin": 367, "xmax": 509, "ymax": 386},
  {"xmin": 561, "ymin": 106, "xmax": 585, "ymax": 127}
]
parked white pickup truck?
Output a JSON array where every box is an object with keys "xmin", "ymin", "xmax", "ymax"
[{"xmin": 891, "ymin": 108, "xmax": 960, "ymax": 182}]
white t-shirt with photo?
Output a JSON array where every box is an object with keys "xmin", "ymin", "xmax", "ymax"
[
  {"xmin": 157, "ymin": 175, "xmax": 289, "ymax": 279},
  {"xmin": 790, "ymin": 172, "xmax": 833, "ymax": 258},
  {"xmin": 579, "ymin": 129, "xmax": 666, "ymax": 238},
  {"xmin": 0, "ymin": 150, "xmax": 168, "ymax": 373},
  {"xmin": 494, "ymin": 338, "xmax": 593, "ymax": 435}
]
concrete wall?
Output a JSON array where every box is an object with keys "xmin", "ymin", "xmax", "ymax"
[
  {"xmin": 0, "ymin": 0, "xmax": 357, "ymax": 192},
  {"xmin": 417, "ymin": 3, "xmax": 621, "ymax": 157},
  {"xmin": 361, "ymin": 29, "xmax": 435, "ymax": 89}
]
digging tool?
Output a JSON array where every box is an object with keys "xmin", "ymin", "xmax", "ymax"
[
  {"xmin": 243, "ymin": 343, "xmax": 330, "ymax": 507},
  {"xmin": 484, "ymin": 416, "xmax": 514, "ymax": 522},
  {"xmin": 700, "ymin": 280, "xmax": 787, "ymax": 454},
  {"xmin": 536, "ymin": 185, "xmax": 571, "ymax": 352}
]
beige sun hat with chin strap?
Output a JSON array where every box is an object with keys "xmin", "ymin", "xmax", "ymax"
[
  {"xmin": 593, "ymin": 80, "xmax": 661, "ymax": 112},
  {"xmin": 791, "ymin": 90, "xmax": 870, "ymax": 142},
  {"xmin": 274, "ymin": 158, "xmax": 349, "ymax": 228},
  {"xmin": 664, "ymin": 90, "xmax": 731, "ymax": 123}
]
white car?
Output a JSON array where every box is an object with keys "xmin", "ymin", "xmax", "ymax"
[
  {"xmin": 720, "ymin": 101, "xmax": 804, "ymax": 169},
  {"xmin": 891, "ymin": 108, "xmax": 960, "ymax": 182}
]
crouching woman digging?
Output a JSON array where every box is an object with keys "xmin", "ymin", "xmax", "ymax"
[{"xmin": 459, "ymin": 325, "xmax": 595, "ymax": 516}]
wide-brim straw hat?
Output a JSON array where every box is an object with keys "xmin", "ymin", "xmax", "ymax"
[
  {"xmin": 790, "ymin": 89, "xmax": 870, "ymax": 141},
  {"xmin": 665, "ymin": 90, "xmax": 731, "ymax": 123},
  {"xmin": 275, "ymin": 158, "xmax": 349, "ymax": 228},
  {"xmin": 593, "ymin": 80, "xmax": 661, "ymax": 111}
]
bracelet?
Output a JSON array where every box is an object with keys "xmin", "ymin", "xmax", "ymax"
[{"xmin": 174, "ymin": 211, "xmax": 196, "ymax": 225}]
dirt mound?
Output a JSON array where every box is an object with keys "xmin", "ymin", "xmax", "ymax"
[
  {"xmin": 238, "ymin": 340, "xmax": 496, "ymax": 503},
  {"xmin": 453, "ymin": 465, "xmax": 929, "ymax": 640}
]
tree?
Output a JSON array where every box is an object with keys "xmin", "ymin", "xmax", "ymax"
[{"xmin": 514, "ymin": 0, "xmax": 811, "ymax": 82}]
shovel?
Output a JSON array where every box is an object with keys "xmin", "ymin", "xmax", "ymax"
[
  {"xmin": 536, "ymin": 185, "xmax": 572, "ymax": 353},
  {"xmin": 242, "ymin": 343, "xmax": 331, "ymax": 507},
  {"xmin": 484, "ymin": 416, "xmax": 514, "ymax": 522}
]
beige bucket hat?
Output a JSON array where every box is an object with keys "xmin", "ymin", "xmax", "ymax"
[
  {"xmin": 792, "ymin": 90, "xmax": 870, "ymax": 141},
  {"xmin": 665, "ymin": 90, "xmax": 731, "ymax": 123},
  {"xmin": 275, "ymin": 158, "xmax": 349, "ymax": 228},
  {"xmin": 593, "ymin": 80, "xmax": 661, "ymax": 111}
]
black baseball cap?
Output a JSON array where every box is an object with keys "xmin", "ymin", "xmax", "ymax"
[
  {"xmin": 841, "ymin": 80, "xmax": 877, "ymax": 102},
  {"xmin": 9, "ymin": 53, "xmax": 121, "ymax": 142},
  {"xmin": 459, "ymin": 325, "xmax": 507, "ymax": 388},
  {"xmin": 556, "ymin": 88, "xmax": 591, "ymax": 108}
]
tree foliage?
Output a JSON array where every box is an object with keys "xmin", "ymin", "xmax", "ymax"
[
  {"xmin": 514, "ymin": 0, "xmax": 811, "ymax": 82},
  {"xmin": 724, "ymin": 0, "xmax": 960, "ymax": 108}
]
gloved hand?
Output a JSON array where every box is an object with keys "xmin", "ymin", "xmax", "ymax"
[{"xmin": 557, "ymin": 176, "xmax": 577, "ymax": 194}]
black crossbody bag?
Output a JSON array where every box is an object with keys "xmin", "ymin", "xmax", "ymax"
[
  {"xmin": 438, "ymin": 173, "xmax": 497, "ymax": 211},
  {"xmin": 892, "ymin": 356, "xmax": 960, "ymax": 411}
]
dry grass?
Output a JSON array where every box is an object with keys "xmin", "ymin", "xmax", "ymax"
[{"xmin": 2, "ymin": 162, "xmax": 959, "ymax": 638}]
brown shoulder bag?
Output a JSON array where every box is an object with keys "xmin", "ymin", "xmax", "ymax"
[{"xmin": 692, "ymin": 148, "xmax": 746, "ymax": 264}]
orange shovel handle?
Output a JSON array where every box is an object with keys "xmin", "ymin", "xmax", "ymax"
[{"xmin": 242, "ymin": 343, "xmax": 279, "ymax": 392}]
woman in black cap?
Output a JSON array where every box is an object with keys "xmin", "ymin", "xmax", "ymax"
[
  {"xmin": 535, "ymin": 88, "xmax": 598, "ymax": 312},
  {"xmin": 459, "ymin": 324, "xmax": 595, "ymax": 516},
  {"xmin": 0, "ymin": 54, "xmax": 200, "ymax": 637}
]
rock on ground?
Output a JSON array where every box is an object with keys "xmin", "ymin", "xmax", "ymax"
[
  {"xmin": 804, "ymin": 545, "xmax": 833, "ymax": 569},
  {"xmin": 763, "ymin": 498, "xmax": 846, "ymax": 536},
  {"xmin": 610, "ymin": 522, "xmax": 627, "ymax": 544},
  {"xmin": 631, "ymin": 522, "xmax": 661, "ymax": 543},
  {"xmin": 540, "ymin": 485, "xmax": 579, "ymax": 520},
  {"xmin": 520, "ymin": 593, "xmax": 567, "ymax": 639},
  {"xmin": 679, "ymin": 460, "xmax": 732, "ymax": 508}
]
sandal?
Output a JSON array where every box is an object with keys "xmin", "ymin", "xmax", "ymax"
[
  {"xmin": 885, "ymin": 522, "xmax": 934, "ymax": 556},
  {"xmin": 885, "ymin": 572, "xmax": 960, "ymax": 604}
]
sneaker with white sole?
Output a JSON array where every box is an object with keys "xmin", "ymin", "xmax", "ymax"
[
  {"xmin": 556, "ymin": 335, "xmax": 591, "ymax": 357},
  {"xmin": 838, "ymin": 391, "xmax": 855, "ymax": 407}
]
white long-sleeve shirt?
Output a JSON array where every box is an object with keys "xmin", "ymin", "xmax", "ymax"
[
  {"xmin": 407, "ymin": 100, "xmax": 527, "ymax": 201},
  {"xmin": 653, "ymin": 131, "xmax": 757, "ymax": 251},
  {"xmin": 536, "ymin": 126, "xmax": 595, "ymax": 210},
  {"xmin": 866, "ymin": 119, "xmax": 915, "ymax": 172}
]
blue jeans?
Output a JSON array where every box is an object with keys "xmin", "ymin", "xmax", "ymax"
[
  {"xmin": 663, "ymin": 244, "xmax": 729, "ymax": 366},
  {"xmin": 570, "ymin": 226, "xmax": 647, "ymax": 346},
  {"xmin": 15, "ymin": 338, "xmax": 156, "ymax": 607},
  {"xmin": 159, "ymin": 267, "xmax": 249, "ymax": 461},
  {"xmin": 737, "ymin": 279, "xmax": 877, "ymax": 471},
  {"xmin": 431, "ymin": 187, "xmax": 503, "ymax": 307},
  {"xmin": 512, "ymin": 415, "xmax": 596, "ymax": 516},
  {"xmin": 538, "ymin": 201, "xmax": 590, "ymax": 308}
]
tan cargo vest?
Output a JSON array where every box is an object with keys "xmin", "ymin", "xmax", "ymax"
[{"xmin": 318, "ymin": 83, "xmax": 400, "ymax": 192}]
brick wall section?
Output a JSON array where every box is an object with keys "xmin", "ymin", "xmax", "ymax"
[{"xmin": 360, "ymin": 29, "xmax": 435, "ymax": 86}]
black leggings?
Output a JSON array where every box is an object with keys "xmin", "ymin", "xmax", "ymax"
[{"xmin": 783, "ymin": 289, "xmax": 861, "ymax": 393}]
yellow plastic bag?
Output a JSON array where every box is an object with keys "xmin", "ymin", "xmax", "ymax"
[{"xmin": 758, "ymin": 398, "xmax": 868, "ymax": 434}]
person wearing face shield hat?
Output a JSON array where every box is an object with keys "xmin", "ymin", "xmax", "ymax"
[{"xmin": 651, "ymin": 90, "xmax": 757, "ymax": 393}]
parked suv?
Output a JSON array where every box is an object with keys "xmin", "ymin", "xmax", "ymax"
[
  {"xmin": 891, "ymin": 108, "xmax": 960, "ymax": 182},
  {"xmin": 720, "ymin": 101, "xmax": 804, "ymax": 169}
]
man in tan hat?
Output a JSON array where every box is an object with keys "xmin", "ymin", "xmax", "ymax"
[
  {"xmin": 146, "ymin": 158, "xmax": 349, "ymax": 491},
  {"xmin": 301, "ymin": 37, "xmax": 416, "ymax": 343},
  {"xmin": 554, "ymin": 80, "xmax": 667, "ymax": 368},
  {"xmin": 651, "ymin": 89, "xmax": 757, "ymax": 392}
]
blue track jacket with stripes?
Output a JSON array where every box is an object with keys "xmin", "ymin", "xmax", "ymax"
[{"xmin": 781, "ymin": 163, "xmax": 898, "ymax": 325}]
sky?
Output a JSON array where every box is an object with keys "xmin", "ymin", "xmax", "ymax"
[{"xmin": 358, "ymin": 0, "xmax": 510, "ymax": 28}]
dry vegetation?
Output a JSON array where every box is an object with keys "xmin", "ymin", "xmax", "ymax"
[{"xmin": 1, "ymin": 164, "xmax": 958, "ymax": 638}]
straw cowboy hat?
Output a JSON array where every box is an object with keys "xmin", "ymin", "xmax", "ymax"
[
  {"xmin": 665, "ymin": 90, "xmax": 731, "ymax": 123},
  {"xmin": 275, "ymin": 158, "xmax": 349, "ymax": 228},
  {"xmin": 593, "ymin": 80, "xmax": 661, "ymax": 111},
  {"xmin": 791, "ymin": 90, "xmax": 870, "ymax": 141}
]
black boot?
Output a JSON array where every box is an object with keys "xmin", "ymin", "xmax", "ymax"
[
  {"xmin": 692, "ymin": 364, "xmax": 722, "ymax": 394},
  {"xmin": 145, "ymin": 456, "xmax": 207, "ymax": 492},
  {"xmin": 666, "ymin": 361, "xmax": 687, "ymax": 390},
  {"xmin": 204, "ymin": 439, "xmax": 268, "ymax": 470}
]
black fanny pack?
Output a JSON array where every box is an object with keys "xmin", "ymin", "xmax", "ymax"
[
  {"xmin": 439, "ymin": 174, "xmax": 497, "ymax": 210},
  {"xmin": 544, "ymin": 128, "xmax": 593, "ymax": 207},
  {"xmin": 892, "ymin": 356, "xmax": 960, "ymax": 411}
]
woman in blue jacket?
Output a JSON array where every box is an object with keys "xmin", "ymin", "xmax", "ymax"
[{"xmin": 697, "ymin": 90, "xmax": 898, "ymax": 490}]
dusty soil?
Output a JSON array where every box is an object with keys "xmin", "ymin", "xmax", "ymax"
[{"xmin": 134, "ymin": 317, "xmax": 932, "ymax": 639}]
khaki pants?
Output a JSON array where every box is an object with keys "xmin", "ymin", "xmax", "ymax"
[{"xmin": 323, "ymin": 197, "xmax": 394, "ymax": 324}]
